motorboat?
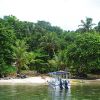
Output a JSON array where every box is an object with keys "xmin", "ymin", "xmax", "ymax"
[{"xmin": 48, "ymin": 71, "xmax": 70, "ymax": 89}]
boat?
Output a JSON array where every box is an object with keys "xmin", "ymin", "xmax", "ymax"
[{"xmin": 48, "ymin": 71, "xmax": 70, "ymax": 89}]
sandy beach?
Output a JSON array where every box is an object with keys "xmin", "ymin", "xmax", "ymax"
[
  {"xmin": 0, "ymin": 76, "xmax": 100, "ymax": 85},
  {"xmin": 0, "ymin": 76, "xmax": 51, "ymax": 85}
]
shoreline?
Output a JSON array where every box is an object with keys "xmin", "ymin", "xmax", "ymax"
[
  {"xmin": 0, "ymin": 76, "xmax": 100, "ymax": 85},
  {"xmin": 0, "ymin": 76, "xmax": 50, "ymax": 85}
]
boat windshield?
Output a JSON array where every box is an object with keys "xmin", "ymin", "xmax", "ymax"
[{"xmin": 48, "ymin": 71, "xmax": 68, "ymax": 79}]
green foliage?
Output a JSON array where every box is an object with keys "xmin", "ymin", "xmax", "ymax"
[
  {"xmin": 67, "ymin": 33, "xmax": 100, "ymax": 75},
  {"xmin": 0, "ymin": 20, "xmax": 16, "ymax": 77},
  {"xmin": 39, "ymin": 32, "xmax": 60, "ymax": 58},
  {"xmin": 48, "ymin": 50, "xmax": 67, "ymax": 71},
  {"xmin": 0, "ymin": 15, "xmax": 100, "ymax": 77},
  {"xmin": 0, "ymin": 59, "xmax": 16, "ymax": 77},
  {"xmin": 30, "ymin": 52, "xmax": 50, "ymax": 73},
  {"xmin": 95, "ymin": 21, "xmax": 100, "ymax": 33},
  {"xmin": 0, "ymin": 27, "xmax": 15, "ymax": 63},
  {"xmin": 78, "ymin": 17, "xmax": 95, "ymax": 33},
  {"xmin": 12, "ymin": 39, "xmax": 34, "ymax": 74},
  {"xmin": 2, "ymin": 65, "xmax": 16, "ymax": 76}
]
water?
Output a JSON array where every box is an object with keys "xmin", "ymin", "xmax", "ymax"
[{"xmin": 0, "ymin": 84, "xmax": 100, "ymax": 100}]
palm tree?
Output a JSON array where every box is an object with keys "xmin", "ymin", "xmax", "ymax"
[
  {"xmin": 12, "ymin": 39, "xmax": 34, "ymax": 75},
  {"xmin": 48, "ymin": 50, "xmax": 67, "ymax": 71},
  {"xmin": 40, "ymin": 32, "xmax": 60, "ymax": 58},
  {"xmin": 78, "ymin": 17, "xmax": 95, "ymax": 32}
]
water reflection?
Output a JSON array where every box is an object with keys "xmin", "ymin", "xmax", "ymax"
[
  {"xmin": 0, "ymin": 84, "xmax": 100, "ymax": 100},
  {"xmin": 48, "ymin": 87, "xmax": 71, "ymax": 100}
]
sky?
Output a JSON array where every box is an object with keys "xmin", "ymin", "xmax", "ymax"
[{"xmin": 0, "ymin": 0, "xmax": 100, "ymax": 30}]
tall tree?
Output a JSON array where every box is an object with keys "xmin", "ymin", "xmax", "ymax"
[
  {"xmin": 94, "ymin": 21, "xmax": 100, "ymax": 33},
  {"xmin": 39, "ymin": 32, "xmax": 60, "ymax": 58},
  {"xmin": 0, "ymin": 21, "xmax": 16, "ymax": 77},
  {"xmin": 78, "ymin": 17, "xmax": 95, "ymax": 32}
]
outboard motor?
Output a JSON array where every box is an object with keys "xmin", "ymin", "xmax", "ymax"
[
  {"xmin": 59, "ymin": 79, "xmax": 63, "ymax": 89},
  {"xmin": 64, "ymin": 80, "xmax": 68, "ymax": 89}
]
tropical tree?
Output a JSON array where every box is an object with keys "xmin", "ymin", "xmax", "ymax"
[
  {"xmin": 94, "ymin": 21, "xmax": 100, "ymax": 33},
  {"xmin": 67, "ymin": 33, "xmax": 100, "ymax": 77},
  {"xmin": 12, "ymin": 39, "xmax": 34, "ymax": 74},
  {"xmin": 48, "ymin": 50, "xmax": 67, "ymax": 71},
  {"xmin": 39, "ymin": 32, "xmax": 60, "ymax": 58},
  {"xmin": 78, "ymin": 17, "xmax": 95, "ymax": 32},
  {"xmin": 0, "ymin": 21, "xmax": 16, "ymax": 77}
]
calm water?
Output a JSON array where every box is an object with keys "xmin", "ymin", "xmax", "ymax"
[{"xmin": 0, "ymin": 84, "xmax": 100, "ymax": 100}]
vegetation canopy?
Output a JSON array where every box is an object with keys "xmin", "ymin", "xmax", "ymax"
[{"xmin": 0, "ymin": 15, "xmax": 100, "ymax": 78}]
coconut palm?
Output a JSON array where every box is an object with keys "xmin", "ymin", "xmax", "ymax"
[
  {"xmin": 78, "ymin": 17, "xmax": 95, "ymax": 32},
  {"xmin": 48, "ymin": 50, "xmax": 67, "ymax": 71},
  {"xmin": 40, "ymin": 32, "xmax": 60, "ymax": 58}
]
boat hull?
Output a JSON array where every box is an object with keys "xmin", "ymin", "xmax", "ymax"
[{"xmin": 48, "ymin": 81, "xmax": 71, "ymax": 89}]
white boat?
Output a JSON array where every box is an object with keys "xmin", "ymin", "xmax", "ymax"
[{"xmin": 48, "ymin": 71, "xmax": 71, "ymax": 89}]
